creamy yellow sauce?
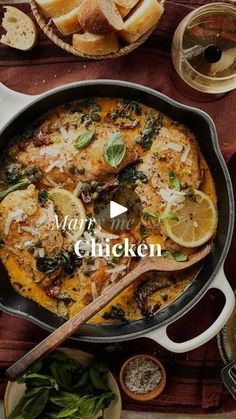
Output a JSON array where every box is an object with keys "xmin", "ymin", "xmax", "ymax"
[{"xmin": 0, "ymin": 97, "xmax": 217, "ymax": 324}]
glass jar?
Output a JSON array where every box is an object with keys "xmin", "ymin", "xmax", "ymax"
[{"xmin": 172, "ymin": 3, "xmax": 236, "ymax": 94}]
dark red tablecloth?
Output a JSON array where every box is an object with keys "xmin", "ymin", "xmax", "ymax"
[{"xmin": 0, "ymin": 0, "xmax": 236, "ymax": 414}]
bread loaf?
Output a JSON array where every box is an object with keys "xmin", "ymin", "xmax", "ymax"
[
  {"xmin": 53, "ymin": 7, "xmax": 82, "ymax": 35},
  {"xmin": 78, "ymin": 0, "xmax": 124, "ymax": 34},
  {"xmin": 0, "ymin": 6, "xmax": 37, "ymax": 51},
  {"xmin": 35, "ymin": 0, "xmax": 81, "ymax": 18},
  {"xmin": 120, "ymin": 0, "xmax": 164, "ymax": 43},
  {"xmin": 115, "ymin": 0, "xmax": 139, "ymax": 18},
  {"xmin": 73, "ymin": 32, "xmax": 120, "ymax": 55}
]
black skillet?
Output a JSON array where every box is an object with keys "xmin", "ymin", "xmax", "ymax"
[{"xmin": 0, "ymin": 80, "xmax": 234, "ymax": 352}]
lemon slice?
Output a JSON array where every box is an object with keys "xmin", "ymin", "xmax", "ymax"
[
  {"xmin": 162, "ymin": 190, "xmax": 217, "ymax": 248},
  {"xmin": 49, "ymin": 188, "xmax": 87, "ymax": 240}
]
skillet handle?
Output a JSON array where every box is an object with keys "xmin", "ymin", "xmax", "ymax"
[
  {"xmin": 0, "ymin": 83, "xmax": 39, "ymax": 130},
  {"xmin": 144, "ymin": 267, "xmax": 235, "ymax": 353}
]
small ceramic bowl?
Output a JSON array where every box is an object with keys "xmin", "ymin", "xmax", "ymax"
[
  {"xmin": 119, "ymin": 354, "xmax": 166, "ymax": 401},
  {"xmin": 4, "ymin": 348, "xmax": 122, "ymax": 419}
]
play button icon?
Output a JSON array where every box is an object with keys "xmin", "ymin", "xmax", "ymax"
[
  {"xmin": 93, "ymin": 185, "xmax": 142, "ymax": 234},
  {"xmin": 110, "ymin": 201, "xmax": 127, "ymax": 219}
]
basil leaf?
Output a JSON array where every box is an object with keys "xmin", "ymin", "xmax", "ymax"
[
  {"xmin": 56, "ymin": 407, "xmax": 79, "ymax": 418},
  {"xmin": 169, "ymin": 170, "xmax": 180, "ymax": 191},
  {"xmin": 0, "ymin": 179, "xmax": 31, "ymax": 202},
  {"xmin": 103, "ymin": 132, "xmax": 126, "ymax": 168},
  {"xmin": 22, "ymin": 373, "xmax": 58, "ymax": 389},
  {"xmin": 8, "ymin": 396, "xmax": 28, "ymax": 419},
  {"xmin": 25, "ymin": 386, "xmax": 45, "ymax": 398},
  {"xmin": 160, "ymin": 212, "xmax": 179, "ymax": 221},
  {"xmin": 143, "ymin": 210, "xmax": 159, "ymax": 220},
  {"xmin": 74, "ymin": 128, "xmax": 95, "ymax": 149},
  {"xmin": 50, "ymin": 392, "xmax": 80, "ymax": 408},
  {"xmin": 89, "ymin": 367, "xmax": 109, "ymax": 391},
  {"xmin": 161, "ymin": 249, "xmax": 171, "ymax": 257},
  {"xmin": 22, "ymin": 389, "xmax": 50, "ymax": 419},
  {"xmin": 172, "ymin": 251, "xmax": 188, "ymax": 262}
]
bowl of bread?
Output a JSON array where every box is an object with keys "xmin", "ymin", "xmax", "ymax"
[{"xmin": 29, "ymin": 0, "xmax": 165, "ymax": 59}]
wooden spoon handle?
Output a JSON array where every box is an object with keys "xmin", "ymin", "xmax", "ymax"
[{"xmin": 6, "ymin": 260, "xmax": 147, "ymax": 380}]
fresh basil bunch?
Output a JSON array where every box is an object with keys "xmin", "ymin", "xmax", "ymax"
[{"xmin": 9, "ymin": 351, "xmax": 116, "ymax": 419}]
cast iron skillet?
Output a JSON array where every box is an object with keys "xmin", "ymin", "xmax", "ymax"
[{"xmin": 0, "ymin": 80, "xmax": 234, "ymax": 347}]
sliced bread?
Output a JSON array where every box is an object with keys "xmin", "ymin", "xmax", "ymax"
[
  {"xmin": 115, "ymin": 0, "xmax": 139, "ymax": 17},
  {"xmin": 120, "ymin": 0, "xmax": 164, "ymax": 43},
  {"xmin": 73, "ymin": 32, "xmax": 120, "ymax": 55},
  {"xmin": 78, "ymin": 0, "xmax": 124, "ymax": 35},
  {"xmin": 0, "ymin": 6, "xmax": 37, "ymax": 51},
  {"xmin": 53, "ymin": 7, "xmax": 82, "ymax": 35},
  {"xmin": 35, "ymin": 0, "xmax": 81, "ymax": 18}
]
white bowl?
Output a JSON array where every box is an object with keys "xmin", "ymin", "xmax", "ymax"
[{"xmin": 4, "ymin": 348, "xmax": 122, "ymax": 419}]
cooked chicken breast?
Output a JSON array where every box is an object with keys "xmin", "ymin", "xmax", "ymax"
[
  {"xmin": 135, "ymin": 125, "xmax": 203, "ymax": 231},
  {"xmin": 0, "ymin": 185, "xmax": 64, "ymax": 286},
  {"xmin": 15, "ymin": 123, "xmax": 139, "ymax": 187}
]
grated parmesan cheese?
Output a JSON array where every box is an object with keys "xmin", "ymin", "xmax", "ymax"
[
  {"xmin": 4, "ymin": 209, "xmax": 25, "ymax": 236},
  {"xmin": 106, "ymin": 264, "xmax": 127, "ymax": 274},
  {"xmin": 181, "ymin": 145, "xmax": 191, "ymax": 163},
  {"xmin": 159, "ymin": 188, "xmax": 185, "ymax": 204}
]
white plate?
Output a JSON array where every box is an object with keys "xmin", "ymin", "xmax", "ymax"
[{"xmin": 4, "ymin": 348, "xmax": 122, "ymax": 419}]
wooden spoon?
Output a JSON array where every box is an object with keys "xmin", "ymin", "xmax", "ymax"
[{"xmin": 6, "ymin": 244, "xmax": 211, "ymax": 380}]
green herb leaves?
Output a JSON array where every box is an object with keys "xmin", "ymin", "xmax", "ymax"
[
  {"xmin": 169, "ymin": 170, "xmax": 180, "ymax": 191},
  {"xmin": 142, "ymin": 210, "xmax": 159, "ymax": 220},
  {"xmin": 103, "ymin": 133, "xmax": 126, "ymax": 168},
  {"xmin": 161, "ymin": 249, "xmax": 188, "ymax": 262},
  {"xmin": 10, "ymin": 350, "xmax": 116, "ymax": 419},
  {"xmin": 74, "ymin": 128, "xmax": 95, "ymax": 149},
  {"xmin": 0, "ymin": 179, "xmax": 31, "ymax": 203},
  {"xmin": 172, "ymin": 251, "xmax": 188, "ymax": 262}
]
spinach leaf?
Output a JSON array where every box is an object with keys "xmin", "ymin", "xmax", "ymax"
[
  {"xmin": 138, "ymin": 114, "xmax": 162, "ymax": 150},
  {"xmin": 169, "ymin": 170, "xmax": 180, "ymax": 191},
  {"xmin": 140, "ymin": 224, "xmax": 149, "ymax": 237},
  {"xmin": 118, "ymin": 161, "xmax": 147, "ymax": 185},
  {"xmin": 36, "ymin": 254, "xmax": 63, "ymax": 274},
  {"xmin": 74, "ymin": 128, "xmax": 95, "ymax": 149},
  {"xmin": 0, "ymin": 179, "xmax": 31, "ymax": 202},
  {"xmin": 102, "ymin": 305, "xmax": 126, "ymax": 322},
  {"xmin": 38, "ymin": 190, "xmax": 51, "ymax": 204},
  {"xmin": 89, "ymin": 367, "xmax": 109, "ymax": 391},
  {"xmin": 103, "ymin": 133, "xmax": 126, "ymax": 168}
]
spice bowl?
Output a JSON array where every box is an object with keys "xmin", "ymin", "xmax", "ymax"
[{"xmin": 119, "ymin": 354, "xmax": 166, "ymax": 401}]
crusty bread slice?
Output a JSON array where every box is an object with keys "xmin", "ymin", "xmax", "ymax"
[
  {"xmin": 115, "ymin": 0, "xmax": 139, "ymax": 18},
  {"xmin": 35, "ymin": 0, "xmax": 81, "ymax": 18},
  {"xmin": 0, "ymin": 6, "xmax": 37, "ymax": 51},
  {"xmin": 78, "ymin": 0, "xmax": 124, "ymax": 35},
  {"xmin": 53, "ymin": 6, "xmax": 82, "ymax": 35},
  {"xmin": 120, "ymin": 0, "xmax": 164, "ymax": 43},
  {"xmin": 73, "ymin": 32, "xmax": 120, "ymax": 55}
]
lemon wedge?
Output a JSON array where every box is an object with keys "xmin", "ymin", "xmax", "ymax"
[
  {"xmin": 162, "ymin": 190, "xmax": 217, "ymax": 248},
  {"xmin": 49, "ymin": 188, "xmax": 87, "ymax": 240}
]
